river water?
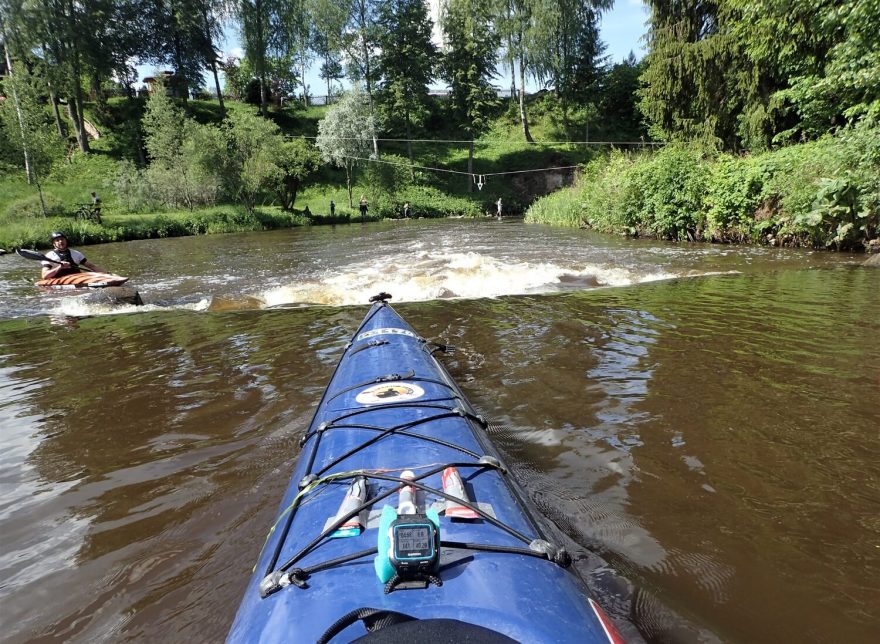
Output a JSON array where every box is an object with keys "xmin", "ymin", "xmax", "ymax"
[{"xmin": 0, "ymin": 219, "xmax": 877, "ymax": 643}]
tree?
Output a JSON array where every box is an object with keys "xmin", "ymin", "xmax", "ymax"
[
  {"xmin": 282, "ymin": 0, "xmax": 313, "ymax": 106},
  {"xmin": 527, "ymin": 0, "xmax": 609, "ymax": 134},
  {"xmin": 222, "ymin": 108, "xmax": 285, "ymax": 210},
  {"xmin": 495, "ymin": 0, "xmax": 533, "ymax": 142},
  {"xmin": 0, "ymin": 60, "xmax": 59, "ymax": 212},
  {"xmin": 195, "ymin": 0, "xmax": 230, "ymax": 113},
  {"xmin": 315, "ymin": 87, "xmax": 376, "ymax": 207},
  {"xmin": 313, "ymin": 31, "xmax": 343, "ymax": 99},
  {"xmin": 638, "ymin": 0, "xmax": 738, "ymax": 148},
  {"xmin": 339, "ymin": 0, "xmax": 381, "ymax": 154},
  {"xmin": 441, "ymin": 0, "xmax": 500, "ymax": 190},
  {"xmin": 268, "ymin": 138, "xmax": 321, "ymax": 209},
  {"xmin": 726, "ymin": 0, "xmax": 880, "ymax": 145},
  {"xmin": 375, "ymin": 0, "xmax": 438, "ymax": 172},
  {"xmin": 309, "ymin": 0, "xmax": 347, "ymax": 99},
  {"xmin": 141, "ymin": 86, "xmax": 217, "ymax": 209},
  {"xmin": 598, "ymin": 53, "xmax": 646, "ymax": 140},
  {"xmin": 239, "ymin": 0, "xmax": 286, "ymax": 115}
]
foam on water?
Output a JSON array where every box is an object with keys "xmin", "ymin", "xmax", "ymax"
[
  {"xmin": 53, "ymin": 297, "xmax": 211, "ymax": 318},
  {"xmin": 260, "ymin": 250, "xmax": 680, "ymax": 307}
]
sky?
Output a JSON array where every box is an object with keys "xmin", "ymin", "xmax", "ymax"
[{"xmin": 136, "ymin": 1, "xmax": 649, "ymax": 95}]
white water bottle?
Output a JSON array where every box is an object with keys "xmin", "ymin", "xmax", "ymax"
[{"xmin": 397, "ymin": 470, "xmax": 417, "ymax": 514}]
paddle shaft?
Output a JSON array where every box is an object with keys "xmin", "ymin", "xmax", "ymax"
[{"xmin": 15, "ymin": 248, "xmax": 93, "ymax": 272}]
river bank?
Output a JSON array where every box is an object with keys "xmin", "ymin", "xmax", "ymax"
[{"xmin": 525, "ymin": 121, "xmax": 880, "ymax": 253}]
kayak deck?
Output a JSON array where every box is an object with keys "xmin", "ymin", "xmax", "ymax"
[
  {"xmin": 229, "ymin": 296, "xmax": 622, "ymax": 643},
  {"xmin": 37, "ymin": 272, "xmax": 130, "ymax": 287}
]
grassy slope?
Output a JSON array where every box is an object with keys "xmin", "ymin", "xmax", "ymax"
[{"xmin": 0, "ymin": 94, "xmax": 597, "ymax": 249}]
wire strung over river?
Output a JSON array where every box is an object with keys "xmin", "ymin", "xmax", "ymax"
[{"xmin": 286, "ymin": 135, "xmax": 662, "ymax": 187}]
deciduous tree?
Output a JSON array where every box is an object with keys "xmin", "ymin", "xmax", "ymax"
[{"xmin": 315, "ymin": 87, "xmax": 376, "ymax": 206}]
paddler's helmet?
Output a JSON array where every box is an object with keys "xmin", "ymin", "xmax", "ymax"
[{"xmin": 50, "ymin": 231, "xmax": 67, "ymax": 240}]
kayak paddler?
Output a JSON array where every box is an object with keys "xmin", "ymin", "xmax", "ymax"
[{"xmin": 41, "ymin": 232, "xmax": 106, "ymax": 279}]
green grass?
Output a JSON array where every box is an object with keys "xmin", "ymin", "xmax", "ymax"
[
  {"xmin": 0, "ymin": 93, "xmax": 634, "ymax": 248},
  {"xmin": 0, "ymin": 206, "xmax": 310, "ymax": 251}
]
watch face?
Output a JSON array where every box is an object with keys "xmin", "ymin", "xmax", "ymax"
[{"xmin": 396, "ymin": 526, "xmax": 431, "ymax": 554}]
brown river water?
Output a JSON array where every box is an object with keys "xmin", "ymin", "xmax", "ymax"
[{"xmin": 0, "ymin": 219, "xmax": 877, "ymax": 643}]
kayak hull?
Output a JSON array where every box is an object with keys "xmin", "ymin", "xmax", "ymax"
[
  {"xmin": 37, "ymin": 272, "xmax": 130, "ymax": 287},
  {"xmin": 36, "ymin": 273, "xmax": 142, "ymax": 306},
  {"xmin": 229, "ymin": 300, "xmax": 621, "ymax": 643}
]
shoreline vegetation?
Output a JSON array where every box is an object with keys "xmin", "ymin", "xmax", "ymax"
[
  {"xmin": 526, "ymin": 121, "xmax": 880, "ymax": 252},
  {"xmin": 2, "ymin": 93, "xmax": 875, "ymax": 253},
  {"xmin": 2, "ymin": 0, "xmax": 878, "ymax": 254},
  {"xmin": 2, "ymin": 97, "xmax": 877, "ymax": 254}
]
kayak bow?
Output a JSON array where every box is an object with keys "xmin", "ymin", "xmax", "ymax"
[{"xmin": 229, "ymin": 295, "xmax": 625, "ymax": 643}]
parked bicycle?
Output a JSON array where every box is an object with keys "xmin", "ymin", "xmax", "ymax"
[{"xmin": 74, "ymin": 203, "xmax": 102, "ymax": 224}]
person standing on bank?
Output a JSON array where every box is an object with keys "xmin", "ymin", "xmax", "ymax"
[
  {"xmin": 41, "ymin": 232, "xmax": 106, "ymax": 279},
  {"xmin": 90, "ymin": 191, "xmax": 103, "ymax": 223},
  {"xmin": 496, "ymin": 197, "xmax": 503, "ymax": 220},
  {"xmin": 330, "ymin": 200, "xmax": 335, "ymax": 217},
  {"xmin": 403, "ymin": 202, "xmax": 411, "ymax": 218},
  {"xmin": 359, "ymin": 195, "xmax": 368, "ymax": 220}
]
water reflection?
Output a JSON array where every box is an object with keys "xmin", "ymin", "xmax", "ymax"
[{"xmin": 0, "ymin": 232, "xmax": 877, "ymax": 642}]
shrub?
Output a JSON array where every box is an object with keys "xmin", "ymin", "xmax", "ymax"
[{"xmin": 705, "ymin": 154, "xmax": 764, "ymax": 242}]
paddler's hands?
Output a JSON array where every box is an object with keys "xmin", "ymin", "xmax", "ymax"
[{"xmin": 43, "ymin": 261, "xmax": 72, "ymax": 278}]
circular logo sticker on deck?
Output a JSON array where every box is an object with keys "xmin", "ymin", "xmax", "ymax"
[
  {"xmin": 355, "ymin": 382, "xmax": 425, "ymax": 405},
  {"xmin": 356, "ymin": 328, "xmax": 418, "ymax": 341}
]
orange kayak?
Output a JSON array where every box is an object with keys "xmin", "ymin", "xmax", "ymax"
[{"xmin": 37, "ymin": 272, "xmax": 130, "ymax": 288}]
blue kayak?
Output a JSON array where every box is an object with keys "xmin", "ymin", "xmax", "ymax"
[{"xmin": 229, "ymin": 295, "xmax": 624, "ymax": 643}]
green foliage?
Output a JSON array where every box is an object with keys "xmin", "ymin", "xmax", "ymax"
[
  {"xmin": 0, "ymin": 62, "xmax": 64, "ymax": 186},
  {"xmin": 219, "ymin": 109, "xmax": 285, "ymax": 211},
  {"xmin": 140, "ymin": 88, "xmax": 221, "ymax": 210},
  {"xmin": 0, "ymin": 207, "xmax": 308, "ymax": 251},
  {"xmin": 268, "ymin": 139, "xmax": 322, "ymax": 210},
  {"xmin": 705, "ymin": 154, "xmax": 765, "ymax": 242},
  {"xmin": 622, "ymin": 145, "xmax": 712, "ymax": 240},
  {"xmin": 440, "ymin": 0, "xmax": 500, "ymax": 139},
  {"xmin": 315, "ymin": 88, "xmax": 377, "ymax": 205},
  {"xmin": 360, "ymin": 153, "xmax": 414, "ymax": 196},
  {"xmin": 375, "ymin": 0, "xmax": 438, "ymax": 140},
  {"xmin": 527, "ymin": 121, "xmax": 879, "ymax": 250}
]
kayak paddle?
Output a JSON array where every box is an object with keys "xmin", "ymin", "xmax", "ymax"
[{"xmin": 15, "ymin": 247, "xmax": 93, "ymax": 272}]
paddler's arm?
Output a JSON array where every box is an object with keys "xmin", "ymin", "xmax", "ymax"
[{"xmin": 41, "ymin": 262, "xmax": 72, "ymax": 278}]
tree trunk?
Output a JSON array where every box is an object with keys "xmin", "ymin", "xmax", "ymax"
[
  {"xmin": 40, "ymin": 42, "xmax": 67, "ymax": 138},
  {"xmin": 200, "ymin": 5, "xmax": 225, "ymax": 116},
  {"xmin": 210, "ymin": 59, "xmax": 225, "ymax": 116},
  {"xmin": 467, "ymin": 140, "xmax": 474, "ymax": 193},
  {"xmin": 361, "ymin": 35, "xmax": 378, "ymax": 157},
  {"xmin": 172, "ymin": 34, "xmax": 188, "ymax": 105},
  {"xmin": 2, "ymin": 41, "xmax": 34, "ymax": 185},
  {"xmin": 260, "ymin": 75, "xmax": 268, "ymax": 116},
  {"xmin": 70, "ymin": 47, "xmax": 90, "ymax": 152},
  {"xmin": 48, "ymin": 84, "xmax": 66, "ymax": 137},
  {"xmin": 405, "ymin": 106, "xmax": 414, "ymax": 181},
  {"xmin": 518, "ymin": 54, "xmax": 533, "ymax": 143},
  {"xmin": 300, "ymin": 50, "xmax": 309, "ymax": 107}
]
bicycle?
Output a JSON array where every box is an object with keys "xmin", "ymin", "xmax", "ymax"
[{"xmin": 74, "ymin": 203, "xmax": 102, "ymax": 224}]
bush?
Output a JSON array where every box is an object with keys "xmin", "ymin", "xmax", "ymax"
[
  {"xmin": 705, "ymin": 154, "xmax": 764, "ymax": 242},
  {"xmin": 361, "ymin": 154, "xmax": 415, "ymax": 196},
  {"xmin": 624, "ymin": 145, "xmax": 712, "ymax": 240},
  {"xmin": 114, "ymin": 160, "xmax": 158, "ymax": 213},
  {"xmin": 527, "ymin": 122, "xmax": 879, "ymax": 250}
]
